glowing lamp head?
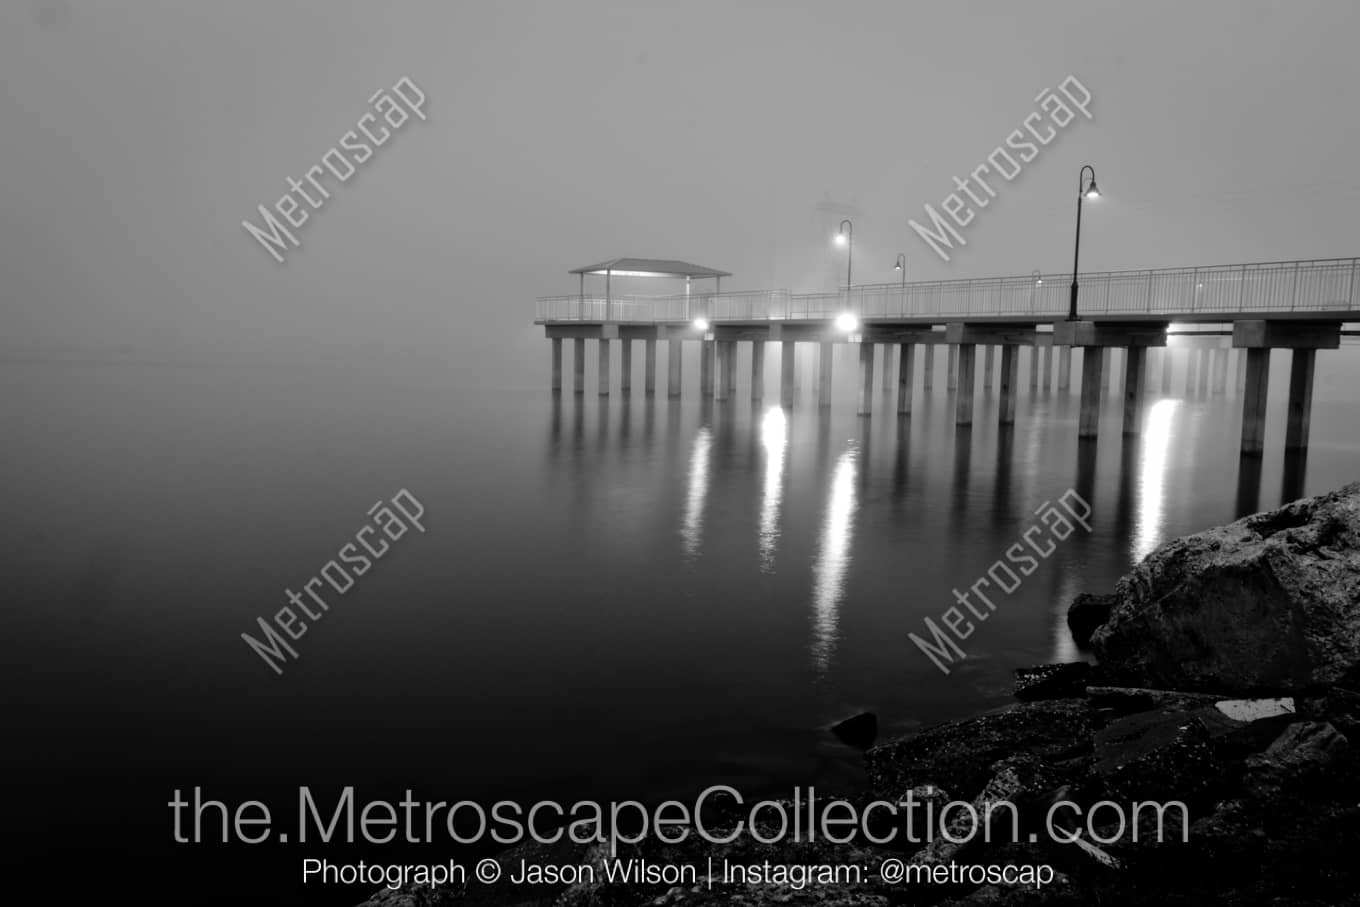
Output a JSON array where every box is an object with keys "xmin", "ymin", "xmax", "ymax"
[
  {"xmin": 692, "ymin": 317, "xmax": 710, "ymax": 331},
  {"xmin": 834, "ymin": 233, "xmax": 847, "ymax": 247},
  {"xmin": 835, "ymin": 312, "xmax": 859, "ymax": 333},
  {"xmin": 1083, "ymin": 180, "xmax": 1101, "ymax": 199}
]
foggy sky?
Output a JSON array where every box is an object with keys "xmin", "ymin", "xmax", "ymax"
[{"xmin": 2, "ymin": 0, "xmax": 1358, "ymax": 364}]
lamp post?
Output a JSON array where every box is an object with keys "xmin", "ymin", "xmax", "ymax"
[
  {"xmin": 1031, "ymin": 269, "xmax": 1043, "ymax": 311},
  {"xmin": 1067, "ymin": 165, "xmax": 1101, "ymax": 321},
  {"xmin": 895, "ymin": 253, "xmax": 907, "ymax": 310},
  {"xmin": 834, "ymin": 219, "xmax": 853, "ymax": 294}
]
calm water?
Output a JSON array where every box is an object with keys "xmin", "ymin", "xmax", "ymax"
[{"xmin": 7, "ymin": 342, "xmax": 1359, "ymax": 900}]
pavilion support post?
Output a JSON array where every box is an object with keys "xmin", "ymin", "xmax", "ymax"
[
  {"xmin": 818, "ymin": 341, "xmax": 834, "ymax": 407},
  {"xmin": 897, "ymin": 343, "xmax": 915, "ymax": 414},
  {"xmin": 983, "ymin": 344, "xmax": 995, "ymax": 390},
  {"xmin": 1162, "ymin": 346, "xmax": 1174, "ymax": 394},
  {"xmin": 1028, "ymin": 343, "xmax": 1040, "ymax": 390},
  {"xmin": 922, "ymin": 344, "xmax": 935, "ymax": 391},
  {"xmin": 1123, "ymin": 346, "xmax": 1147, "ymax": 435},
  {"xmin": 1057, "ymin": 346, "xmax": 1072, "ymax": 391},
  {"xmin": 947, "ymin": 344, "xmax": 959, "ymax": 391},
  {"xmin": 780, "ymin": 341, "xmax": 796, "ymax": 408},
  {"xmin": 1079, "ymin": 348, "xmax": 1105, "ymax": 438},
  {"xmin": 597, "ymin": 339, "xmax": 611, "ymax": 396},
  {"xmin": 1184, "ymin": 349, "xmax": 1197, "ymax": 397},
  {"xmin": 1240, "ymin": 348, "xmax": 1271, "ymax": 455},
  {"xmin": 1197, "ymin": 349, "xmax": 1211, "ymax": 397},
  {"xmin": 1100, "ymin": 348, "xmax": 1112, "ymax": 392},
  {"xmin": 954, "ymin": 344, "xmax": 976, "ymax": 424},
  {"xmin": 573, "ymin": 338, "xmax": 585, "ymax": 395},
  {"xmin": 1285, "ymin": 348, "xmax": 1317, "ymax": 451},
  {"xmin": 751, "ymin": 340, "xmax": 765, "ymax": 401},
  {"xmin": 715, "ymin": 341, "xmax": 733, "ymax": 402},
  {"xmin": 619, "ymin": 340, "xmax": 632, "ymax": 396},
  {"xmin": 857, "ymin": 341, "xmax": 874, "ymax": 416},
  {"xmin": 644, "ymin": 339, "xmax": 656, "ymax": 396},
  {"xmin": 700, "ymin": 339, "xmax": 715, "ymax": 399},
  {"xmin": 1236, "ymin": 349, "xmax": 1248, "ymax": 394},
  {"xmin": 999, "ymin": 344, "xmax": 1019, "ymax": 424},
  {"xmin": 667, "ymin": 340, "xmax": 682, "ymax": 397},
  {"xmin": 1042, "ymin": 345, "xmax": 1054, "ymax": 391},
  {"xmin": 550, "ymin": 338, "xmax": 562, "ymax": 393}
]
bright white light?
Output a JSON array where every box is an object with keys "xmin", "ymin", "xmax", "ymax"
[
  {"xmin": 692, "ymin": 317, "xmax": 710, "ymax": 331},
  {"xmin": 836, "ymin": 312, "xmax": 859, "ymax": 332},
  {"xmin": 834, "ymin": 233, "xmax": 847, "ymax": 247}
]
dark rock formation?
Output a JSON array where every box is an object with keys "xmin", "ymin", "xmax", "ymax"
[
  {"xmin": 865, "ymin": 699, "xmax": 1096, "ymax": 801},
  {"xmin": 1065, "ymin": 592, "xmax": 1115, "ymax": 649},
  {"xmin": 1013, "ymin": 662, "xmax": 1095, "ymax": 701},
  {"xmin": 1090, "ymin": 482, "xmax": 1360, "ymax": 695},
  {"xmin": 830, "ymin": 711, "xmax": 878, "ymax": 749}
]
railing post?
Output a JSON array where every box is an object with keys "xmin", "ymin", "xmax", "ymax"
[
  {"xmin": 1291, "ymin": 261, "xmax": 1300, "ymax": 311},
  {"xmin": 1349, "ymin": 258, "xmax": 1359, "ymax": 311}
]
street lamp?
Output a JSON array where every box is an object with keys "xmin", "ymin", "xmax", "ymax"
[
  {"xmin": 834, "ymin": 219, "xmax": 853, "ymax": 293},
  {"xmin": 835, "ymin": 311, "xmax": 859, "ymax": 333},
  {"xmin": 692, "ymin": 317, "xmax": 710, "ymax": 331},
  {"xmin": 1067, "ymin": 165, "xmax": 1101, "ymax": 321},
  {"xmin": 895, "ymin": 253, "xmax": 907, "ymax": 311}
]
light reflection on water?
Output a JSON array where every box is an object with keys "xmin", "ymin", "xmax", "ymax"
[
  {"xmin": 810, "ymin": 444, "xmax": 858, "ymax": 673},
  {"xmin": 681, "ymin": 426, "xmax": 711, "ymax": 559},
  {"xmin": 1132, "ymin": 398, "xmax": 1178, "ymax": 563},
  {"xmin": 758, "ymin": 406, "xmax": 788, "ymax": 573}
]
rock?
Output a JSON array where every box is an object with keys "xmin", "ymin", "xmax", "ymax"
[
  {"xmin": 1084, "ymin": 686, "xmax": 1221, "ymax": 715},
  {"xmin": 1090, "ymin": 482, "xmax": 1360, "ymax": 695},
  {"xmin": 1066, "ymin": 592, "xmax": 1116, "ymax": 648},
  {"xmin": 911, "ymin": 754, "xmax": 1060, "ymax": 866},
  {"xmin": 830, "ymin": 711, "xmax": 878, "ymax": 749},
  {"xmin": 1013, "ymin": 663, "xmax": 1094, "ymax": 701},
  {"xmin": 1187, "ymin": 703, "xmax": 1299, "ymax": 760},
  {"xmin": 866, "ymin": 699, "xmax": 1096, "ymax": 802},
  {"xmin": 1244, "ymin": 721, "xmax": 1349, "ymax": 799},
  {"xmin": 1092, "ymin": 709, "xmax": 1225, "ymax": 805},
  {"xmin": 1213, "ymin": 697, "xmax": 1295, "ymax": 722}
]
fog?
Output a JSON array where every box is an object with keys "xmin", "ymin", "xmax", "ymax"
[{"xmin": 2, "ymin": 0, "xmax": 1358, "ymax": 369}]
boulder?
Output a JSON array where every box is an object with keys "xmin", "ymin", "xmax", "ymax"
[
  {"xmin": 1244, "ymin": 720, "xmax": 1349, "ymax": 800},
  {"xmin": 866, "ymin": 700, "xmax": 1096, "ymax": 802},
  {"xmin": 1013, "ymin": 663, "xmax": 1095, "ymax": 701},
  {"xmin": 831, "ymin": 711, "xmax": 879, "ymax": 749},
  {"xmin": 1090, "ymin": 482, "xmax": 1360, "ymax": 694},
  {"xmin": 1065, "ymin": 592, "xmax": 1116, "ymax": 648},
  {"xmin": 1092, "ymin": 709, "xmax": 1225, "ymax": 805}
]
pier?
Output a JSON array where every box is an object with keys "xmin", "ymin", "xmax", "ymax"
[{"xmin": 537, "ymin": 257, "xmax": 1359, "ymax": 457}]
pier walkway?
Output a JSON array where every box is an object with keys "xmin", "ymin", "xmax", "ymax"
[{"xmin": 535, "ymin": 257, "xmax": 1360, "ymax": 456}]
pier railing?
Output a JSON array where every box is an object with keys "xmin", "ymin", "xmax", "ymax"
[{"xmin": 536, "ymin": 257, "xmax": 1360, "ymax": 323}]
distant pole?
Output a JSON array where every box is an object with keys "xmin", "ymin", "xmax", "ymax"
[{"xmin": 1068, "ymin": 165, "xmax": 1100, "ymax": 321}]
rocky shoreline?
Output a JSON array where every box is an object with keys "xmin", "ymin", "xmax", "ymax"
[{"xmin": 360, "ymin": 483, "xmax": 1360, "ymax": 906}]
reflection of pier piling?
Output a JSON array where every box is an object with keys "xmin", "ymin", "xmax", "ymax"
[{"xmin": 538, "ymin": 257, "xmax": 1358, "ymax": 459}]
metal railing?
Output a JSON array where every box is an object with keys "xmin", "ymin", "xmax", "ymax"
[{"xmin": 535, "ymin": 257, "xmax": 1360, "ymax": 323}]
